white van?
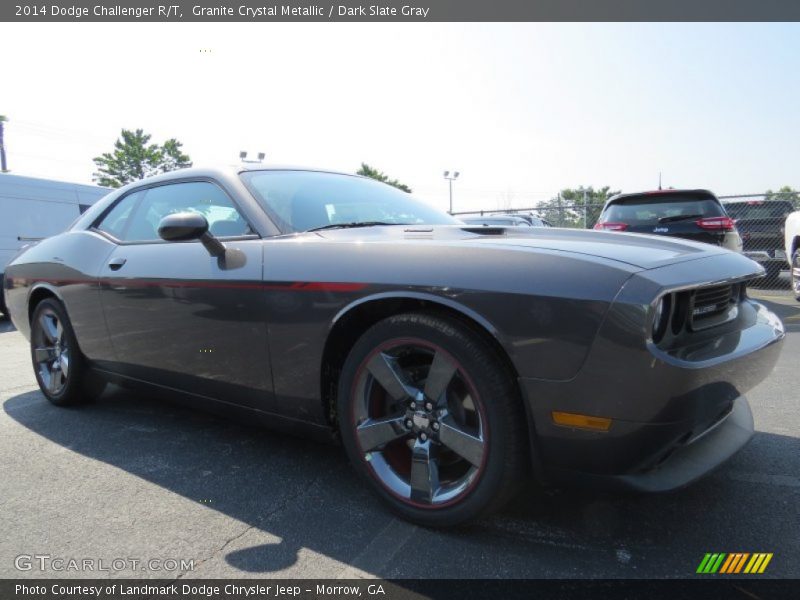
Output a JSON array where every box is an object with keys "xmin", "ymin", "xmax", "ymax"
[{"xmin": 0, "ymin": 174, "xmax": 109, "ymax": 314}]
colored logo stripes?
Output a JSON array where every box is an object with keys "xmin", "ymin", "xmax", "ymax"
[{"xmin": 696, "ymin": 553, "xmax": 773, "ymax": 574}]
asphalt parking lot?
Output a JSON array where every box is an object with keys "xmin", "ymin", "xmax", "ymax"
[{"xmin": 1, "ymin": 292, "xmax": 798, "ymax": 580}]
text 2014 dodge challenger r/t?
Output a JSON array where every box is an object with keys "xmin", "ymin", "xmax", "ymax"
[{"xmin": 3, "ymin": 167, "xmax": 785, "ymax": 526}]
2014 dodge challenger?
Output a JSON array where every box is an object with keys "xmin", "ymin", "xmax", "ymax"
[{"xmin": 3, "ymin": 167, "xmax": 785, "ymax": 526}]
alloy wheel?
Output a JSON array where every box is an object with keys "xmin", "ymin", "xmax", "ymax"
[
  {"xmin": 352, "ymin": 340, "xmax": 487, "ymax": 507},
  {"xmin": 32, "ymin": 308, "xmax": 71, "ymax": 396}
]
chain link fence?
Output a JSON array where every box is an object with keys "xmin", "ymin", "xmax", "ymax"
[
  {"xmin": 718, "ymin": 193, "xmax": 797, "ymax": 291},
  {"xmin": 453, "ymin": 192, "xmax": 800, "ymax": 293}
]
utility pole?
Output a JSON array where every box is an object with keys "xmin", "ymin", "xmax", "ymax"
[
  {"xmin": 583, "ymin": 189, "xmax": 588, "ymax": 229},
  {"xmin": 0, "ymin": 115, "xmax": 8, "ymax": 173}
]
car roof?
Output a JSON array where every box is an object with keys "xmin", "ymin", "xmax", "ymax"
[
  {"xmin": 118, "ymin": 164, "xmax": 366, "ymax": 189},
  {"xmin": 606, "ymin": 189, "xmax": 718, "ymax": 206}
]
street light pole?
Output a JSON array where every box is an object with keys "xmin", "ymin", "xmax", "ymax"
[
  {"xmin": 443, "ymin": 170, "xmax": 460, "ymax": 214},
  {"xmin": 448, "ymin": 178, "xmax": 453, "ymax": 213},
  {"xmin": 0, "ymin": 115, "xmax": 8, "ymax": 173}
]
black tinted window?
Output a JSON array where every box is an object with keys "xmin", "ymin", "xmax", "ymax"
[
  {"xmin": 241, "ymin": 171, "xmax": 458, "ymax": 233},
  {"xmin": 603, "ymin": 195, "xmax": 724, "ymax": 226}
]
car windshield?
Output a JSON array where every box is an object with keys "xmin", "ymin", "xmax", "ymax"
[
  {"xmin": 723, "ymin": 201, "xmax": 795, "ymax": 220},
  {"xmin": 603, "ymin": 194, "xmax": 725, "ymax": 226},
  {"xmin": 241, "ymin": 170, "xmax": 459, "ymax": 233}
]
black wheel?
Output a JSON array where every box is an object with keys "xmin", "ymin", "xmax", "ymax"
[
  {"xmin": 338, "ymin": 312, "xmax": 528, "ymax": 526},
  {"xmin": 0, "ymin": 273, "xmax": 6, "ymax": 318},
  {"xmin": 30, "ymin": 298, "xmax": 106, "ymax": 406},
  {"xmin": 792, "ymin": 250, "xmax": 800, "ymax": 302},
  {"xmin": 763, "ymin": 263, "xmax": 784, "ymax": 287}
]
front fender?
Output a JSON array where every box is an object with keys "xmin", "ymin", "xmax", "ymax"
[{"xmin": 330, "ymin": 289, "xmax": 505, "ymax": 345}]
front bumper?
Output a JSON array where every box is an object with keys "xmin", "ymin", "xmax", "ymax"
[
  {"xmin": 742, "ymin": 246, "xmax": 787, "ymax": 266},
  {"xmin": 545, "ymin": 395, "xmax": 753, "ymax": 492},
  {"xmin": 519, "ymin": 254, "xmax": 784, "ymax": 491}
]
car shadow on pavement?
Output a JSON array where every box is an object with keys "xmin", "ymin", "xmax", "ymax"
[{"xmin": 4, "ymin": 383, "xmax": 799, "ymax": 578}]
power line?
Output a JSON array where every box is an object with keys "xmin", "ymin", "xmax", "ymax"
[
  {"xmin": 11, "ymin": 119, "xmax": 111, "ymax": 144},
  {"xmin": 9, "ymin": 150, "xmax": 93, "ymax": 166}
]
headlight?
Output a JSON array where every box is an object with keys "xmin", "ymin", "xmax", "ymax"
[{"xmin": 652, "ymin": 294, "xmax": 672, "ymax": 343}]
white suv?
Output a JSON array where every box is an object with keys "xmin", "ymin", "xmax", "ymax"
[{"xmin": 785, "ymin": 210, "xmax": 800, "ymax": 301}]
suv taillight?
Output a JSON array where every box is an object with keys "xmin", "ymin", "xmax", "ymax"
[
  {"xmin": 593, "ymin": 222, "xmax": 628, "ymax": 231},
  {"xmin": 696, "ymin": 216, "xmax": 735, "ymax": 231}
]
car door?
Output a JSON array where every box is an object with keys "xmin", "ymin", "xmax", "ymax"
[{"xmin": 93, "ymin": 179, "xmax": 272, "ymax": 410}]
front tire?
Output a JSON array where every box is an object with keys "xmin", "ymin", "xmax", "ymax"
[
  {"xmin": 30, "ymin": 298, "xmax": 106, "ymax": 406},
  {"xmin": 792, "ymin": 250, "xmax": 800, "ymax": 302},
  {"xmin": 0, "ymin": 275, "xmax": 7, "ymax": 319},
  {"xmin": 337, "ymin": 312, "xmax": 528, "ymax": 526}
]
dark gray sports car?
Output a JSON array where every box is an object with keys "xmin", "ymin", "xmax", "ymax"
[{"xmin": 3, "ymin": 167, "xmax": 785, "ymax": 526}]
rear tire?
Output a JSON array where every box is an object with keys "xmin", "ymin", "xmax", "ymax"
[
  {"xmin": 30, "ymin": 298, "xmax": 106, "ymax": 406},
  {"xmin": 337, "ymin": 312, "xmax": 528, "ymax": 527},
  {"xmin": 764, "ymin": 263, "xmax": 783, "ymax": 287}
]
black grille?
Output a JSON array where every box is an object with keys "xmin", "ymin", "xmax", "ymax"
[{"xmin": 691, "ymin": 285, "xmax": 734, "ymax": 323}]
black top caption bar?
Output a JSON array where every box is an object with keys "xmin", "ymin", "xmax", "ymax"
[{"xmin": 5, "ymin": 0, "xmax": 800, "ymax": 22}]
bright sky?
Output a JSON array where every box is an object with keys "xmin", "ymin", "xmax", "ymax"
[{"xmin": 1, "ymin": 22, "xmax": 799, "ymax": 212}]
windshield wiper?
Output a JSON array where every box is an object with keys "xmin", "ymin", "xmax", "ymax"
[
  {"xmin": 306, "ymin": 221, "xmax": 408, "ymax": 232},
  {"xmin": 657, "ymin": 214, "xmax": 703, "ymax": 224}
]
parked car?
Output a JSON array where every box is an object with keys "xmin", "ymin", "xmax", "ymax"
[
  {"xmin": 511, "ymin": 214, "xmax": 552, "ymax": 227},
  {"xmin": 460, "ymin": 215, "xmax": 551, "ymax": 227},
  {"xmin": 0, "ymin": 174, "xmax": 109, "ymax": 316},
  {"xmin": 460, "ymin": 215, "xmax": 533, "ymax": 227},
  {"xmin": 594, "ymin": 189, "xmax": 743, "ymax": 253},
  {"xmin": 784, "ymin": 208, "xmax": 800, "ymax": 301},
  {"xmin": 723, "ymin": 199, "xmax": 794, "ymax": 279},
  {"xmin": 3, "ymin": 167, "xmax": 784, "ymax": 526}
]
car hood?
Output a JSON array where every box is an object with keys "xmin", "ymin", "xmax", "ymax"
[{"xmin": 312, "ymin": 225, "xmax": 733, "ymax": 270}]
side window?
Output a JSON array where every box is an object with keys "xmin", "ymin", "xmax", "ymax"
[
  {"xmin": 121, "ymin": 181, "xmax": 252, "ymax": 242},
  {"xmin": 95, "ymin": 191, "xmax": 143, "ymax": 240}
]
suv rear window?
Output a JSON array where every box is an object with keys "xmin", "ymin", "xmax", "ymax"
[
  {"xmin": 603, "ymin": 194, "xmax": 725, "ymax": 226},
  {"xmin": 723, "ymin": 200, "xmax": 794, "ymax": 220}
]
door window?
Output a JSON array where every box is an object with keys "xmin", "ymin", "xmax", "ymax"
[
  {"xmin": 95, "ymin": 190, "xmax": 143, "ymax": 240},
  {"xmin": 97, "ymin": 181, "xmax": 252, "ymax": 242}
]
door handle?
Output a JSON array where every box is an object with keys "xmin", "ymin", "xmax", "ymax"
[{"xmin": 108, "ymin": 257, "xmax": 127, "ymax": 271}]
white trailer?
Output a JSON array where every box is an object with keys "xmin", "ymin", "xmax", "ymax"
[{"xmin": 0, "ymin": 173, "xmax": 109, "ymax": 314}]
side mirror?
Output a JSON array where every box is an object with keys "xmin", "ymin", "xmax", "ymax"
[
  {"xmin": 158, "ymin": 212, "xmax": 208, "ymax": 241},
  {"xmin": 158, "ymin": 212, "xmax": 225, "ymax": 257}
]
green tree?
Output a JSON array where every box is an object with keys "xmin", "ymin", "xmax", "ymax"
[
  {"xmin": 765, "ymin": 185, "xmax": 800, "ymax": 209},
  {"xmin": 93, "ymin": 128, "xmax": 192, "ymax": 188},
  {"xmin": 537, "ymin": 186, "xmax": 619, "ymax": 228},
  {"xmin": 356, "ymin": 162, "xmax": 412, "ymax": 193}
]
